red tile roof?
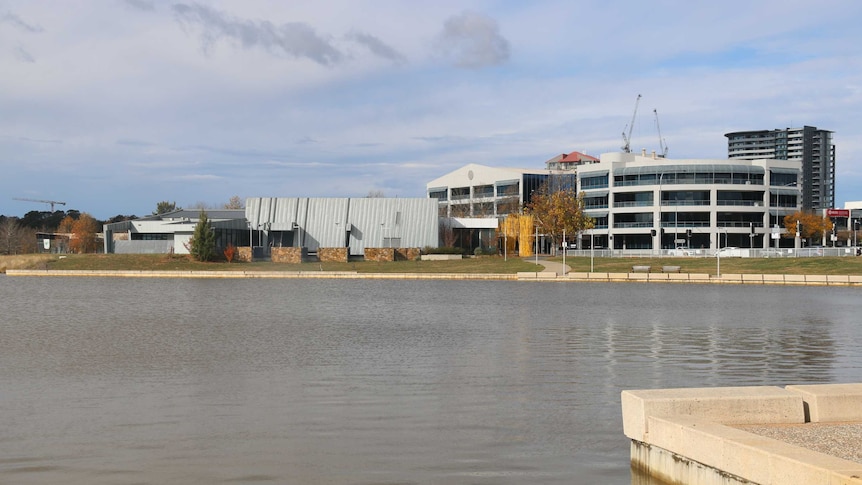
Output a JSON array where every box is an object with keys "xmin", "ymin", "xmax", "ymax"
[{"xmin": 559, "ymin": 151, "xmax": 599, "ymax": 163}]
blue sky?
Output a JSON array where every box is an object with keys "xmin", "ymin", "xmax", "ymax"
[{"xmin": 2, "ymin": 0, "xmax": 862, "ymax": 219}]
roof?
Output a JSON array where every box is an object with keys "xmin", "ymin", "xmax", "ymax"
[{"xmin": 559, "ymin": 151, "xmax": 599, "ymax": 164}]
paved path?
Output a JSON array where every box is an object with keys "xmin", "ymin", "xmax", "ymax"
[{"xmin": 527, "ymin": 256, "xmax": 571, "ymax": 275}]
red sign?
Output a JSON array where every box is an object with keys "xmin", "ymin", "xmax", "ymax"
[{"xmin": 826, "ymin": 209, "xmax": 850, "ymax": 217}]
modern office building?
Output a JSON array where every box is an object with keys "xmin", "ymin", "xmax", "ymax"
[
  {"xmin": 576, "ymin": 151, "xmax": 801, "ymax": 251},
  {"xmin": 426, "ymin": 163, "xmax": 576, "ymax": 251},
  {"xmin": 726, "ymin": 126, "xmax": 834, "ymax": 211}
]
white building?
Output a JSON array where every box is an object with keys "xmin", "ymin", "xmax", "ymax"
[
  {"xmin": 577, "ymin": 152, "xmax": 802, "ymax": 251},
  {"xmin": 426, "ymin": 163, "xmax": 576, "ymax": 251}
]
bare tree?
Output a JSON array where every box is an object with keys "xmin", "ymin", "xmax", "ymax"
[
  {"xmin": 0, "ymin": 218, "xmax": 36, "ymax": 254},
  {"xmin": 223, "ymin": 195, "xmax": 244, "ymax": 209}
]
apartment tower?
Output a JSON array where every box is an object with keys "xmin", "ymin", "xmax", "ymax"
[{"xmin": 725, "ymin": 126, "xmax": 835, "ymax": 210}]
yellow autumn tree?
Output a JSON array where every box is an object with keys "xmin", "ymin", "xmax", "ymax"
[
  {"xmin": 783, "ymin": 211, "xmax": 832, "ymax": 240},
  {"xmin": 70, "ymin": 213, "xmax": 101, "ymax": 253},
  {"xmin": 525, "ymin": 182, "xmax": 594, "ymax": 252}
]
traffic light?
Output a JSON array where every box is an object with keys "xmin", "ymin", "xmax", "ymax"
[
  {"xmin": 686, "ymin": 229, "xmax": 692, "ymax": 238},
  {"xmin": 750, "ymin": 223, "xmax": 755, "ymax": 234},
  {"xmin": 651, "ymin": 229, "xmax": 656, "ymax": 237},
  {"xmin": 660, "ymin": 228, "xmax": 665, "ymax": 236},
  {"xmin": 855, "ymin": 220, "xmax": 860, "ymax": 231}
]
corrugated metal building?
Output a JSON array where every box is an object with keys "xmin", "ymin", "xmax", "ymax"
[{"xmin": 245, "ymin": 197, "xmax": 438, "ymax": 255}]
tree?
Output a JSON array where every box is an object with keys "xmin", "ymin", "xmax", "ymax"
[
  {"xmin": 526, "ymin": 182, "xmax": 595, "ymax": 253},
  {"xmin": 0, "ymin": 217, "xmax": 25, "ymax": 254},
  {"xmin": 154, "ymin": 201, "xmax": 181, "ymax": 215},
  {"xmin": 57, "ymin": 215, "xmax": 76, "ymax": 234},
  {"xmin": 783, "ymin": 212, "xmax": 832, "ymax": 240},
  {"xmin": 69, "ymin": 213, "xmax": 101, "ymax": 253},
  {"xmin": 366, "ymin": 190, "xmax": 385, "ymax": 198},
  {"xmin": 223, "ymin": 242, "xmax": 237, "ymax": 263},
  {"xmin": 187, "ymin": 210, "xmax": 216, "ymax": 262},
  {"xmin": 223, "ymin": 195, "xmax": 244, "ymax": 209}
]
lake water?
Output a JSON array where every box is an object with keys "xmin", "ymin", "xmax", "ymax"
[{"xmin": 1, "ymin": 275, "xmax": 860, "ymax": 484}]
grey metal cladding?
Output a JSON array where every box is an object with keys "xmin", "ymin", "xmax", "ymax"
[{"xmin": 245, "ymin": 196, "xmax": 437, "ymax": 255}]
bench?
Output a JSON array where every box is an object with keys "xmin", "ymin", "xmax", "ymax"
[
  {"xmin": 662, "ymin": 265, "xmax": 681, "ymax": 273},
  {"xmin": 631, "ymin": 265, "xmax": 651, "ymax": 273}
]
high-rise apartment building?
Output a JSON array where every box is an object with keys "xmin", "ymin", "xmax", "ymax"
[{"xmin": 725, "ymin": 126, "xmax": 835, "ymax": 210}]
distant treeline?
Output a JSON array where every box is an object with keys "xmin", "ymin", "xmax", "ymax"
[{"xmin": 0, "ymin": 211, "xmax": 138, "ymax": 232}]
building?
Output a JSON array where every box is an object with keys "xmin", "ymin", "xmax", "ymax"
[
  {"xmin": 576, "ymin": 152, "xmax": 801, "ymax": 251},
  {"xmin": 426, "ymin": 163, "xmax": 576, "ymax": 251},
  {"xmin": 103, "ymin": 209, "xmax": 248, "ymax": 254},
  {"xmin": 103, "ymin": 198, "xmax": 438, "ymax": 257},
  {"xmin": 244, "ymin": 197, "xmax": 437, "ymax": 256},
  {"xmin": 545, "ymin": 151, "xmax": 600, "ymax": 171},
  {"xmin": 726, "ymin": 126, "xmax": 834, "ymax": 211}
]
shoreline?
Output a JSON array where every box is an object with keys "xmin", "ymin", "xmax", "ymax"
[{"xmin": 5, "ymin": 269, "xmax": 862, "ymax": 286}]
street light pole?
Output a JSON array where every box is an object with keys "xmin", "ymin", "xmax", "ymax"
[{"xmin": 562, "ymin": 228, "xmax": 566, "ymax": 276}]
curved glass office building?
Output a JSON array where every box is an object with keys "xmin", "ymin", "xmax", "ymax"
[{"xmin": 577, "ymin": 152, "xmax": 801, "ymax": 251}]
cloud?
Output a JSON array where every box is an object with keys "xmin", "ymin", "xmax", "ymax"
[
  {"xmin": 172, "ymin": 2, "xmax": 344, "ymax": 65},
  {"xmin": 1, "ymin": 12, "xmax": 44, "ymax": 33},
  {"xmin": 124, "ymin": 0, "xmax": 156, "ymax": 12},
  {"xmin": 346, "ymin": 31, "xmax": 406, "ymax": 64},
  {"xmin": 435, "ymin": 10, "xmax": 510, "ymax": 68},
  {"xmin": 14, "ymin": 45, "xmax": 35, "ymax": 63}
]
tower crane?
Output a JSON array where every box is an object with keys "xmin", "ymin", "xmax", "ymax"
[
  {"xmin": 12, "ymin": 197, "xmax": 67, "ymax": 212},
  {"xmin": 654, "ymin": 108, "xmax": 668, "ymax": 157},
  {"xmin": 621, "ymin": 94, "xmax": 642, "ymax": 153}
]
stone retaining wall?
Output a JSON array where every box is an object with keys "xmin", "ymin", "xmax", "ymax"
[
  {"xmin": 395, "ymin": 248, "xmax": 420, "ymax": 261},
  {"xmin": 318, "ymin": 247, "xmax": 348, "ymax": 263},
  {"xmin": 236, "ymin": 246, "xmax": 252, "ymax": 263},
  {"xmin": 271, "ymin": 247, "xmax": 305, "ymax": 264},
  {"xmin": 365, "ymin": 248, "xmax": 395, "ymax": 262}
]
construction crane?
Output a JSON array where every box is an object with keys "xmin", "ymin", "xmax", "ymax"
[
  {"xmin": 12, "ymin": 197, "xmax": 67, "ymax": 212},
  {"xmin": 654, "ymin": 108, "xmax": 668, "ymax": 157},
  {"xmin": 621, "ymin": 94, "xmax": 642, "ymax": 153}
]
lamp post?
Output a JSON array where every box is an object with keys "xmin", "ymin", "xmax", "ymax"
[
  {"xmin": 590, "ymin": 230, "xmax": 594, "ymax": 273},
  {"xmin": 562, "ymin": 228, "xmax": 566, "ymax": 276}
]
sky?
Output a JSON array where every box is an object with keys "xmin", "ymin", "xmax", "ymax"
[{"xmin": 2, "ymin": 0, "xmax": 862, "ymax": 220}]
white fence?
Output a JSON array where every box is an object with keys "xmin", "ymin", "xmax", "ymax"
[{"xmin": 564, "ymin": 247, "xmax": 860, "ymax": 258}]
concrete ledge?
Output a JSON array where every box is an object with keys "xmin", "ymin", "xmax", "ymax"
[
  {"xmin": 621, "ymin": 386, "xmax": 804, "ymax": 443},
  {"xmin": 806, "ymin": 274, "xmax": 829, "ymax": 285},
  {"xmin": 623, "ymin": 383, "xmax": 862, "ymax": 485},
  {"xmin": 688, "ymin": 273, "xmax": 711, "ymax": 281},
  {"xmin": 667, "ymin": 273, "xmax": 690, "ymax": 282},
  {"xmin": 607, "ymin": 272, "xmax": 629, "ymax": 281},
  {"xmin": 637, "ymin": 417, "xmax": 862, "ymax": 485},
  {"xmin": 587, "ymin": 272, "xmax": 610, "ymax": 280},
  {"xmin": 516, "ymin": 271, "xmax": 557, "ymax": 279},
  {"xmin": 420, "ymin": 254, "xmax": 462, "ymax": 261},
  {"xmin": 827, "ymin": 275, "xmax": 850, "ymax": 285},
  {"xmin": 762, "ymin": 274, "xmax": 785, "ymax": 283},
  {"xmin": 6, "ymin": 269, "xmax": 862, "ymax": 287},
  {"xmin": 786, "ymin": 383, "xmax": 862, "ymax": 422}
]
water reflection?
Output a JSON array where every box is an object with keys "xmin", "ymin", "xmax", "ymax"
[{"xmin": 0, "ymin": 276, "xmax": 859, "ymax": 484}]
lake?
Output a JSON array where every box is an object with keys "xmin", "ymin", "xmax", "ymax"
[{"xmin": 1, "ymin": 276, "xmax": 860, "ymax": 484}]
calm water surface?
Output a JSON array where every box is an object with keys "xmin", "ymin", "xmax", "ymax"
[{"xmin": 1, "ymin": 276, "xmax": 860, "ymax": 484}]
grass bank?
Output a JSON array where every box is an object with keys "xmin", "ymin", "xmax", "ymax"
[
  {"xmin": 3, "ymin": 253, "xmax": 862, "ymax": 276},
  {"xmin": 554, "ymin": 254, "xmax": 862, "ymax": 275},
  {"xmin": 2, "ymin": 253, "xmax": 541, "ymax": 274}
]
